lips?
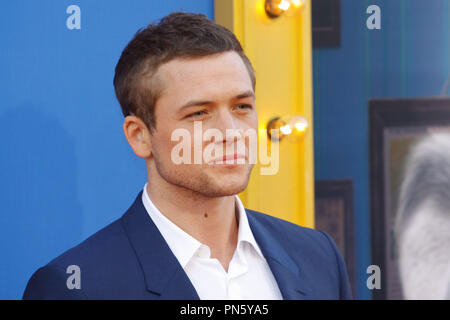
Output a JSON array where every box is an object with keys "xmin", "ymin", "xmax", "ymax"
[{"xmin": 209, "ymin": 154, "xmax": 247, "ymax": 165}]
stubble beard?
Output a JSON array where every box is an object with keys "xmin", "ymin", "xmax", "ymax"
[{"xmin": 152, "ymin": 152, "xmax": 253, "ymax": 198}]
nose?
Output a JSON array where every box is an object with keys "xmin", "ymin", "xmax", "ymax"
[{"xmin": 211, "ymin": 108, "xmax": 243, "ymax": 144}]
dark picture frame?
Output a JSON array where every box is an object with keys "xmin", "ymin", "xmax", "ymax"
[
  {"xmin": 369, "ymin": 97, "xmax": 450, "ymax": 300},
  {"xmin": 312, "ymin": 0, "xmax": 341, "ymax": 47},
  {"xmin": 315, "ymin": 179, "xmax": 355, "ymax": 296}
]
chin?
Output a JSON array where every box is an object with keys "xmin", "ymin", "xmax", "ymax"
[
  {"xmin": 192, "ymin": 172, "xmax": 249, "ymax": 197},
  {"xmin": 219, "ymin": 182, "xmax": 247, "ymax": 195},
  {"xmin": 200, "ymin": 185, "xmax": 247, "ymax": 197},
  {"xmin": 209, "ymin": 176, "xmax": 250, "ymax": 196}
]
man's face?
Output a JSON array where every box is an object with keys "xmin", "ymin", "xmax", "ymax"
[{"xmin": 149, "ymin": 51, "xmax": 258, "ymax": 197}]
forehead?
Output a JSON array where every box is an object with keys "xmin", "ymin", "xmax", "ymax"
[{"xmin": 155, "ymin": 51, "xmax": 253, "ymax": 98}]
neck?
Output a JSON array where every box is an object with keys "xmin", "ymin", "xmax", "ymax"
[{"xmin": 146, "ymin": 168, "xmax": 239, "ymax": 271}]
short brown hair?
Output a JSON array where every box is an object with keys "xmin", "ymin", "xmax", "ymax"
[{"xmin": 113, "ymin": 12, "xmax": 256, "ymax": 132}]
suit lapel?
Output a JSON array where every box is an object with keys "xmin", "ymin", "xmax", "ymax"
[
  {"xmin": 120, "ymin": 192, "xmax": 312, "ymax": 300},
  {"xmin": 246, "ymin": 209, "xmax": 313, "ymax": 300},
  {"xmin": 120, "ymin": 191, "xmax": 199, "ymax": 300}
]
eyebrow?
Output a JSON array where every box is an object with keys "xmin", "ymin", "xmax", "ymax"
[{"xmin": 178, "ymin": 90, "xmax": 255, "ymax": 112}]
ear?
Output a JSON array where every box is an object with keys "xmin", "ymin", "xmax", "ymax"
[{"xmin": 123, "ymin": 115, "xmax": 152, "ymax": 158}]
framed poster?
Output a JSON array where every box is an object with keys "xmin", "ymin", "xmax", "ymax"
[
  {"xmin": 369, "ymin": 97, "xmax": 450, "ymax": 300},
  {"xmin": 312, "ymin": 0, "xmax": 341, "ymax": 47},
  {"xmin": 315, "ymin": 179, "xmax": 355, "ymax": 295}
]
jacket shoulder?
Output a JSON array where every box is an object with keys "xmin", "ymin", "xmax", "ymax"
[
  {"xmin": 46, "ymin": 217, "xmax": 126, "ymax": 269},
  {"xmin": 245, "ymin": 208, "xmax": 327, "ymax": 245},
  {"xmin": 245, "ymin": 208, "xmax": 353, "ymax": 299},
  {"xmin": 23, "ymin": 217, "xmax": 138, "ymax": 299}
]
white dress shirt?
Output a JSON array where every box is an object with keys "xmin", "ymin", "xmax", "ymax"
[{"xmin": 141, "ymin": 183, "xmax": 283, "ymax": 300}]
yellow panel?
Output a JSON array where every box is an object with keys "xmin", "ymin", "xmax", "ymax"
[{"xmin": 215, "ymin": 0, "xmax": 315, "ymax": 228}]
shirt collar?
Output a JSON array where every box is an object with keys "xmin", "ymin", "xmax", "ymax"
[
  {"xmin": 141, "ymin": 183, "xmax": 265, "ymax": 269},
  {"xmin": 234, "ymin": 191, "xmax": 265, "ymax": 259},
  {"xmin": 142, "ymin": 183, "xmax": 201, "ymax": 268}
]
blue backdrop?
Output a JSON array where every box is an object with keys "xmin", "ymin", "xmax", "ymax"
[{"xmin": 0, "ymin": 0, "xmax": 213, "ymax": 300}]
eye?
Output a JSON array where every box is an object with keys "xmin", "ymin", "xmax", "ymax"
[
  {"xmin": 235, "ymin": 104, "xmax": 252, "ymax": 111},
  {"xmin": 187, "ymin": 110, "xmax": 207, "ymax": 118}
]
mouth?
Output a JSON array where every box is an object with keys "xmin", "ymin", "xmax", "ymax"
[{"xmin": 208, "ymin": 154, "xmax": 247, "ymax": 165}]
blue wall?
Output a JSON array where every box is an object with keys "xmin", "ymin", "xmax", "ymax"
[
  {"xmin": 0, "ymin": 0, "xmax": 213, "ymax": 300},
  {"xmin": 313, "ymin": 0, "xmax": 449, "ymax": 299}
]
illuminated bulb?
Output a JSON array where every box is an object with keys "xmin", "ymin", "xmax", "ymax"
[
  {"xmin": 265, "ymin": 0, "xmax": 305, "ymax": 18},
  {"xmin": 280, "ymin": 125, "xmax": 292, "ymax": 135},
  {"xmin": 267, "ymin": 115, "xmax": 308, "ymax": 141},
  {"xmin": 278, "ymin": 0, "xmax": 291, "ymax": 11},
  {"xmin": 291, "ymin": 0, "xmax": 305, "ymax": 8},
  {"xmin": 264, "ymin": 0, "xmax": 306, "ymax": 18},
  {"xmin": 295, "ymin": 122, "xmax": 307, "ymax": 132}
]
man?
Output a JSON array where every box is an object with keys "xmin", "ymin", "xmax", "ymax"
[{"xmin": 23, "ymin": 12, "xmax": 352, "ymax": 300}]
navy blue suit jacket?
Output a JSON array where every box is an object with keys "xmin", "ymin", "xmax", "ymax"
[{"xmin": 23, "ymin": 191, "xmax": 352, "ymax": 300}]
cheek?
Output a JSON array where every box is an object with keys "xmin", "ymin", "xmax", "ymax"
[
  {"xmin": 152, "ymin": 129, "xmax": 177, "ymax": 158},
  {"xmin": 241, "ymin": 116, "xmax": 259, "ymax": 136},
  {"xmin": 241, "ymin": 112, "xmax": 258, "ymax": 130},
  {"xmin": 154, "ymin": 127, "xmax": 198, "ymax": 165},
  {"xmin": 250, "ymin": 113, "xmax": 259, "ymax": 128}
]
